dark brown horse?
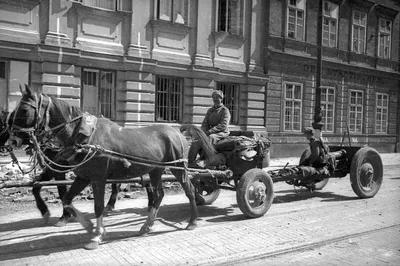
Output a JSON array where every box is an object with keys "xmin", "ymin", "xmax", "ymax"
[
  {"xmin": 10, "ymin": 85, "xmax": 212, "ymax": 249},
  {"xmin": 3, "ymin": 110, "xmax": 135, "ymax": 226}
]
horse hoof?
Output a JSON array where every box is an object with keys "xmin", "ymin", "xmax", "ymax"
[
  {"xmin": 139, "ymin": 227, "xmax": 152, "ymax": 236},
  {"xmin": 42, "ymin": 211, "xmax": 50, "ymax": 224},
  {"xmin": 185, "ymin": 223, "xmax": 197, "ymax": 231},
  {"xmin": 54, "ymin": 218, "xmax": 68, "ymax": 227},
  {"xmin": 85, "ymin": 222, "xmax": 94, "ymax": 234},
  {"xmin": 84, "ymin": 241, "xmax": 99, "ymax": 250}
]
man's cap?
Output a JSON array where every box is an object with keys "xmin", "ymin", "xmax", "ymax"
[
  {"xmin": 212, "ymin": 90, "xmax": 224, "ymax": 99},
  {"xmin": 304, "ymin": 127, "xmax": 315, "ymax": 135}
]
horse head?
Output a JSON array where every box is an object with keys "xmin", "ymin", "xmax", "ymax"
[{"xmin": 9, "ymin": 84, "xmax": 43, "ymax": 148}]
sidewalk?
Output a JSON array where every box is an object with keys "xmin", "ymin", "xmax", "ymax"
[{"xmin": 0, "ymin": 153, "xmax": 399, "ymax": 266}]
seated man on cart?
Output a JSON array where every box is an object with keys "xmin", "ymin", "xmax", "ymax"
[
  {"xmin": 296, "ymin": 127, "xmax": 332, "ymax": 180},
  {"xmin": 188, "ymin": 90, "xmax": 231, "ymax": 168},
  {"xmin": 302, "ymin": 127, "xmax": 330, "ymax": 171},
  {"xmin": 280, "ymin": 127, "xmax": 332, "ymax": 186}
]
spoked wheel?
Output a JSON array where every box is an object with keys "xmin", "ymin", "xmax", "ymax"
[
  {"xmin": 299, "ymin": 147, "xmax": 329, "ymax": 190},
  {"xmin": 350, "ymin": 147, "xmax": 383, "ymax": 198},
  {"xmin": 195, "ymin": 181, "xmax": 221, "ymax": 205},
  {"xmin": 236, "ymin": 169, "xmax": 274, "ymax": 218}
]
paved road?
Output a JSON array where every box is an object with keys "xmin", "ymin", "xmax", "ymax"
[{"xmin": 0, "ymin": 157, "xmax": 399, "ymax": 265}]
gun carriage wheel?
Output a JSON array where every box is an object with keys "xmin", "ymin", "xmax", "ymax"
[
  {"xmin": 236, "ymin": 168, "xmax": 274, "ymax": 218},
  {"xmin": 350, "ymin": 147, "xmax": 383, "ymax": 198}
]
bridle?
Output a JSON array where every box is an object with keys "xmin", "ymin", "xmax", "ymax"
[
  {"xmin": 10, "ymin": 92, "xmax": 52, "ymax": 136},
  {"xmin": 10, "ymin": 92, "xmax": 84, "ymax": 141}
]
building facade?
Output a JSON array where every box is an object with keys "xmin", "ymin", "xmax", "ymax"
[
  {"xmin": 266, "ymin": 0, "xmax": 400, "ymax": 157},
  {"xmin": 0, "ymin": 0, "xmax": 399, "ymax": 158}
]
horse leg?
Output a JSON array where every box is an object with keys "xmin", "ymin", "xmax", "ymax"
[
  {"xmin": 32, "ymin": 170, "xmax": 52, "ymax": 224},
  {"xmin": 54, "ymin": 169, "xmax": 72, "ymax": 227},
  {"xmin": 139, "ymin": 169, "xmax": 164, "ymax": 236},
  {"xmin": 145, "ymin": 183, "xmax": 154, "ymax": 212},
  {"xmin": 171, "ymin": 168, "xmax": 198, "ymax": 230},
  {"xmin": 32, "ymin": 186, "xmax": 50, "ymax": 223},
  {"xmin": 85, "ymin": 179, "xmax": 107, "ymax": 250},
  {"xmin": 62, "ymin": 177, "xmax": 93, "ymax": 234},
  {"xmin": 104, "ymin": 183, "xmax": 120, "ymax": 216}
]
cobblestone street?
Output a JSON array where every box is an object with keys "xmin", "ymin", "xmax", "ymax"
[{"xmin": 0, "ymin": 154, "xmax": 399, "ymax": 265}]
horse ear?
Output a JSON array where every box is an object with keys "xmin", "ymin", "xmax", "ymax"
[
  {"xmin": 19, "ymin": 84, "xmax": 32, "ymax": 96},
  {"xmin": 24, "ymin": 84, "xmax": 32, "ymax": 96},
  {"xmin": 19, "ymin": 84, "xmax": 25, "ymax": 94}
]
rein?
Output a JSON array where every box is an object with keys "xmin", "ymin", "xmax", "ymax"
[
  {"xmin": 30, "ymin": 132, "xmax": 98, "ymax": 174},
  {"xmin": 11, "ymin": 92, "xmax": 198, "ymax": 175}
]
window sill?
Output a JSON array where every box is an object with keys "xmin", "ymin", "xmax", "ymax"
[
  {"xmin": 213, "ymin": 31, "xmax": 245, "ymax": 43},
  {"xmin": 150, "ymin": 19, "xmax": 193, "ymax": 34},
  {"xmin": 0, "ymin": 0, "xmax": 41, "ymax": 7},
  {"xmin": 71, "ymin": 1, "xmax": 132, "ymax": 16}
]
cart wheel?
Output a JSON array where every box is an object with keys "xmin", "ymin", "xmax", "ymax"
[
  {"xmin": 299, "ymin": 147, "xmax": 329, "ymax": 190},
  {"xmin": 350, "ymin": 147, "xmax": 383, "ymax": 198},
  {"xmin": 236, "ymin": 169, "xmax": 274, "ymax": 218},
  {"xmin": 195, "ymin": 182, "xmax": 221, "ymax": 205}
]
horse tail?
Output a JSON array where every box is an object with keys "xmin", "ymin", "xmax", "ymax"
[{"xmin": 180, "ymin": 124, "xmax": 216, "ymax": 158}]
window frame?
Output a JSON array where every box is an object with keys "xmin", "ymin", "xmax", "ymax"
[
  {"xmin": 378, "ymin": 18, "xmax": 392, "ymax": 59},
  {"xmin": 216, "ymin": 82, "xmax": 240, "ymax": 125},
  {"xmin": 157, "ymin": 0, "xmax": 190, "ymax": 25},
  {"xmin": 321, "ymin": 86, "xmax": 335, "ymax": 132},
  {"xmin": 283, "ymin": 82, "xmax": 303, "ymax": 132},
  {"xmin": 0, "ymin": 60, "xmax": 6, "ymax": 80},
  {"xmin": 348, "ymin": 90, "xmax": 363, "ymax": 133},
  {"xmin": 81, "ymin": 68, "xmax": 116, "ymax": 119},
  {"xmin": 375, "ymin": 93, "xmax": 389, "ymax": 134},
  {"xmin": 287, "ymin": 0, "xmax": 306, "ymax": 41},
  {"xmin": 70, "ymin": 0, "xmax": 131, "ymax": 12},
  {"xmin": 0, "ymin": 59, "xmax": 30, "ymax": 112},
  {"xmin": 322, "ymin": 0, "xmax": 339, "ymax": 48},
  {"xmin": 155, "ymin": 75, "xmax": 183, "ymax": 123},
  {"xmin": 352, "ymin": 10, "xmax": 367, "ymax": 54},
  {"xmin": 217, "ymin": 0, "xmax": 244, "ymax": 36}
]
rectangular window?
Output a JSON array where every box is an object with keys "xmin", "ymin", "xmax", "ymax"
[
  {"xmin": 378, "ymin": 18, "xmax": 392, "ymax": 59},
  {"xmin": 321, "ymin": 87, "xmax": 335, "ymax": 132},
  {"xmin": 157, "ymin": 0, "xmax": 189, "ymax": 24},
  {"xmin": 217, "ymin": 82, "xmax": 239, "ymax": 125},
  {"xmin": 0, "ymin": 60, "xmax": 7, "ymax": 112},
  {"xmin": 218, "ymin": 0, "xmax": 243, "ymax": 35},
  {"xmin": 352, "ymin": 10, "xmax": 367, "ymax": 54},
  {"xmin": 0, "ymin": 60, "xmax": 29, "ymax": 112},
  {"xmin": 348, "ymin": 90, "xmax": 363, "ymax": 133},
  {"xmin": 287, "ymin": 0, "xmax": 305, "ymax": 41},
  {"xmin": 71, "ymin": 0, "xmax": 131, "ymax": 11},
  {"xmin": 323, "ymin": 0, "xmax": 338, "ymax": 47},
  {"xmin": 156, "ymin": 76, "xmax": 183, "ymax": 122},
  {"xmin": 375, "ymin": 93, "xmax": 388, "ymax": 133},
  {"xmin": 284, "ymin": 83, "xmax": 302, "ymax": 131},
  {"xmin": 0, "ymin": 61, "xmax": 5, "ymax": 79},
  {"xmin": 82, "ymin": 69, "xmax": 115, "ymax": 119}
]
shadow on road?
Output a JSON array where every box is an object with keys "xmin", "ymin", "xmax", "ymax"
[
  {"xmin": 0, "ymin": 202, "xmax": 238, "ymax": 260},
  {"xmin": 273, "ymin": 189, "xmax": 357, "ymax": 204}
]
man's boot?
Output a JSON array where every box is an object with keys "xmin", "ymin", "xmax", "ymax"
[{"xmin": 188, "ymin": 140, "xmax": 202, "ymax": 168}]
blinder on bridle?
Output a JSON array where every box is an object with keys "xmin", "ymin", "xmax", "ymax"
[{"xmin": 10, "ymin": 92, "xmax": 52, "ymax": 137}]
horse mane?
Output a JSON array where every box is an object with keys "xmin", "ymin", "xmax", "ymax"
[{"xmin": 47, "ymin": 94, "xmax": 83, "ymax": 121}]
